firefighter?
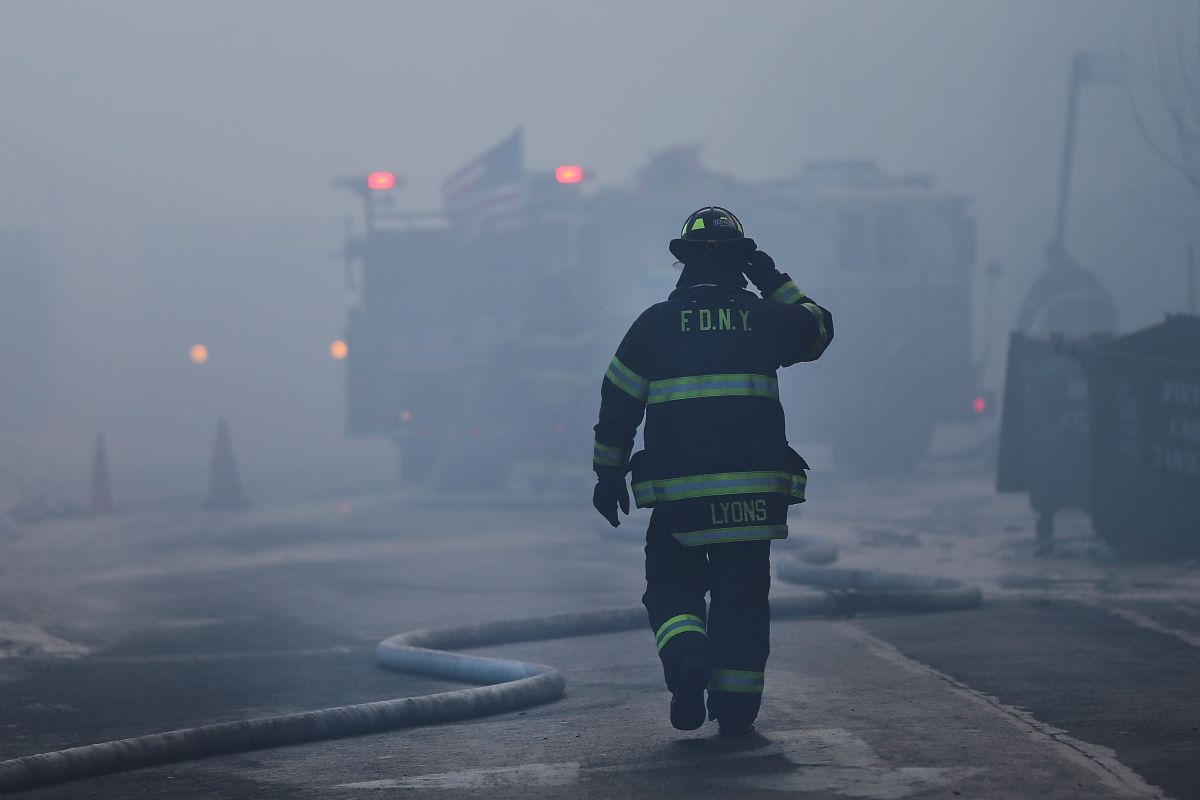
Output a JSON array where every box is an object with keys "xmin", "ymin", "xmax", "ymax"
[{"xmin": 591, "ymin": 206, "xmax": 833, "ymax": 734}]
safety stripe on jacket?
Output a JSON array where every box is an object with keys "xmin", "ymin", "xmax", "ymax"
[
  {"xmin": 801, "ymin": 300, "xmax": 831, "ymax": 358},
  {"xmin": 593, "ymin": 440, "xmax": 624, "ymax": 468},
  {"xmin": 709, "ymin": 668, "xmax": 765, "ymax": 694},
  {"xmin": 655, "ymin": 613, "xmax": 706, "ymax": 652},
  {"xmin": 766, "ymin": 279, "xmax": 830, "ymax": 359},
  {"xmin": 633, "ymin": 471, "xmax": 806, "ymax": 506},
  {"xmin": 604, "ymin": 355, "xmax": 649, "ymax": 402},
  {"xmin": 646, "ymin": 373, "xmax": 778, "ymax": 405},
  {"xmin": 768, "ymin": 280, "xmax": 805, "ymax": 305},
  {"xmin": 672, "ymin": 525, "xmax": 788, "ymax": 547}
]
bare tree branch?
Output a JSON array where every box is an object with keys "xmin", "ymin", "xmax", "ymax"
[
  {"xmin": 1132, "ymin": 0, "xmax": 1200, "ymax": 203},
  {"xmin": 1128, "ymin": 81, "xmax": 1196, "ymax": 179}
]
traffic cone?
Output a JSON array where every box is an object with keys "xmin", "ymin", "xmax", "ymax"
[
  {"xmin": 204, "ymin": 418, "xmax": 250, "ymax": 510},
  {"xmin": 89, "ymin": 433, "xmax": 114, "ymax": 515}
]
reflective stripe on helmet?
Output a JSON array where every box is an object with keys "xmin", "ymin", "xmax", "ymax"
[{"xmin": 681, "ymin": 206, "xmax": 744, "ymax": 241}]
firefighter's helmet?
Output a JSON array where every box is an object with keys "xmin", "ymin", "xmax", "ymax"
[
  {"xmin": 680, "ymin": 206, "xmax": 743, "ymax": 241},
  {"xmin": 669, "ymin": 206, "xmax": 756, "ymax": 262}
]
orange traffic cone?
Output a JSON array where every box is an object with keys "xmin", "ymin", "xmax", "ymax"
[
  {"xmin": 204, "ymin": 418, "xmax": 250, "ymax": 510},
  {"xmin": 89, "ymin": 433, "xmax": 114, "ymax": 515}
]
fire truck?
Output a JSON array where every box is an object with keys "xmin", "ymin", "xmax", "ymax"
[{"xmin": 336, "ymin": 142, "xmax": 986, "ymax": 489}]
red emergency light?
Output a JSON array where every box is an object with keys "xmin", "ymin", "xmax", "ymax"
[
  {"xmin": 555, "ymin": 165, "xmax": 585, "ymax": 184},
  {"xmin": 367, "ymin": 171, "xmax": 396, "ymax": 191},
  {"xmin": 973, "ymin": 395, "xmax": 988, "ymax": 415}
]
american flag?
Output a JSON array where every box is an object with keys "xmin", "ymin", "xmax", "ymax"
[{"xmin": 441, "ymin": 128, "xmax": 527, "ymax": 232}]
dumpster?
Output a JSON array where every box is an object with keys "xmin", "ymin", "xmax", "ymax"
[
  {"xmin": 1079, "ymin": 314, "xmax": 1200, "ymax": 557},
  {"xmin": 997, "ymin": 332, "xmax": 1099, "ymax": 542}
]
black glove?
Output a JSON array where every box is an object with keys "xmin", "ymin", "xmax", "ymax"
[
  {"xmin": 592, "ymin": 472, "xmax": 630, "ymax": 527},
  {"xmin": 743, "ymin": 250, "xmax": 778, "ymax": 287}
]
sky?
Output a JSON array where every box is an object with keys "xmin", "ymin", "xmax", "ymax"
[{"xmin": 1, "ymin": 0, "xmax": 1196, "ymax": 498}]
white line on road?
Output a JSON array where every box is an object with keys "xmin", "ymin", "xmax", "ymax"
[
  {"xmin": 334, "ymin": 729, "xmax": 980, "ymax": 797},
  {"xmin": 338, "ymin": 762, "xmax": 582, "ymax": 790},
  {"xmin": 0, "ymin": 620, "xmax": 89, "ymax": 659},
  {"xmin": 711, "ymin": 728, "xmax": 981, "ymax": 798},
  {"xmin": 84, "ymin": 645, "xmax": 357, "ymax": 664},
  {"xmin": 1100, "ymin": 606, "xmax": 1200, "ymax": 650},
  {"xmin": 833, "ymin": 622, "xmax": 1173, "ymax": 800}
]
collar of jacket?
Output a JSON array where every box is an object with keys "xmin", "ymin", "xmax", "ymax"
[
  {"xmin": 668, "ymin": 282, "xmax": 756, "ymax": 301},
  {"xmin": 673, "ymin": 261, "xmax": 748, "ymax": 294}
]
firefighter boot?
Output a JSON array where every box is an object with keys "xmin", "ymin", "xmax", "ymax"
[
  {"xmin": 707, "ymin": 690, "xmax": 761, "ymax": 736},
  {"xmin": 668, "ymin": 649, "xmax": 710, "ymax": 731}
]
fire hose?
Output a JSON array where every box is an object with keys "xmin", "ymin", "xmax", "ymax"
[{"xmin": 0, "ymin": 565, "xmax": 980, "ymax": 794}]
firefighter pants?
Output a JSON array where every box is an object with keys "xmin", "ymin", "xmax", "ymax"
[{"xmin": 642, "ymin": 508, "xmax": 772, "ymax": 725}]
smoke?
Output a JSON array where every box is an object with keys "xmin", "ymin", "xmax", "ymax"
[{"xmin": 0, "ymin": 0, "xmax": 1190, "ymax": 499}]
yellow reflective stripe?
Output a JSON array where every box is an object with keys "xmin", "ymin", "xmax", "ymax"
[
  {"xmin": 593, "ymin": 440, "xmax": 624, "ymax": 468},
  {"xmin": 672, "ymin": 525, "xmax": 788, "ymax": 546},
  {"xmin": 768, "ymin": 280, "xmax": 805, "ymax": 305},
  {"xmin": 656, "ymin": 613, "xmax": 705, "ymax": 641},
  {"xmin": 634, "ymin": 472, "xmax": 806, "ymax": 507},
  {"xmin": 647, "ymin": 373, "xmax": 778, "ymax": 404},
  {"xmin": 691, "ymin": 218, "xmax": 706, "ymax": 231},
  {"xmin": 709, "ymin": 668, "xmax": 764, "ymax": 694},
  {"xmin": 800, "ymin": 300, "xmax": 829, "ymax": 357},
  {"xmin": 655, "ymin": 613, "xmax": 706, "ymax": 652},
  {"xmin": 657, "ymin": 624, "xmax": 706, "ymax": 651},
  {"xmin": 604, "ymin": 355, "xmax": 648, "ymax": 402},
  {"xmin": 791, "ymin": 471, "xmax": 807, "ymax": 502},
  {"xmin": 633, "ymin": 471, "xmax": 792, "ymax": 505}
]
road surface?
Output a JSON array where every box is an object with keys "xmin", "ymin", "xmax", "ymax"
[{"xmin": 1, "ymin": 464, "xmax": 1197, "ymax": 799}]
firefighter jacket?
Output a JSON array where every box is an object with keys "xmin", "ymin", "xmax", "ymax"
[{"xmin": 593, "ymin": 272, "xmax": 833, "ymax": 546}]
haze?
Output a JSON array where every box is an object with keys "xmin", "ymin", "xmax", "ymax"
[{"xmin": 1, "ymin": 0, "xmax": 1194, "ymax": 501}]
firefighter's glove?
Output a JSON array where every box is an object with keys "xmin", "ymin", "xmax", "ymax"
[
  {"xmin": 592, "ymin": 470, "xmax": 630, "ymax": 528},
  {"xmin": 743, "ymin": 250, "xmax": 780, "ymax": 288}
]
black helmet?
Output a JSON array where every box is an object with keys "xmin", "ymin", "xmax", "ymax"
[
  {"xmin": 669, "ymin": 206, "xmax": 756, "ymax": 263},
  {"xmin": 681, "ymin": 206, "xmax": 744, "ymax": 241}
]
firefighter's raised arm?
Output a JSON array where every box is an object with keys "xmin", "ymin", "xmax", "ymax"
[
  {"xmin": 743, "ymin": 250, "xmax": 834, "ymax": 366},
  {"xmin": 591, "ymin": 314, "xmax": 650, "ymax": 526}
]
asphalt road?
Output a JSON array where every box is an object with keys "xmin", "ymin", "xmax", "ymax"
[{"xmin": 1, "ymin": 466, "xmax": 1197, "ymax": 799}]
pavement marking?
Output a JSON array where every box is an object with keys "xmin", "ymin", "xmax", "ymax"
[
  {"xmin": 149, "ymin": 617, "xmax": 249, "ymax": 629},
  {"xmin": 712, "ymin": 728, "xmax": 980, "ymax": 798},
  {"xmin": 334, "ymin": 729, "xmax": 979, "ymax": 796},
  {"xmin": 0, "ymin": 620, "xmax": 89, "ymax": 659},
  {"xmin": 1100, "ymin": 606, "xmax": 1200, "ymax": 650},
  {"xmin": 85, "ymin": 645, "xmax": 357, "ymax": 664},
  {"xmin": 834, "ymin": 622, "xmax": 1173, "ymax": 799},
  {"xmin": 338, "ymin": 762, "xmax": 582, "ymax": 790}
]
